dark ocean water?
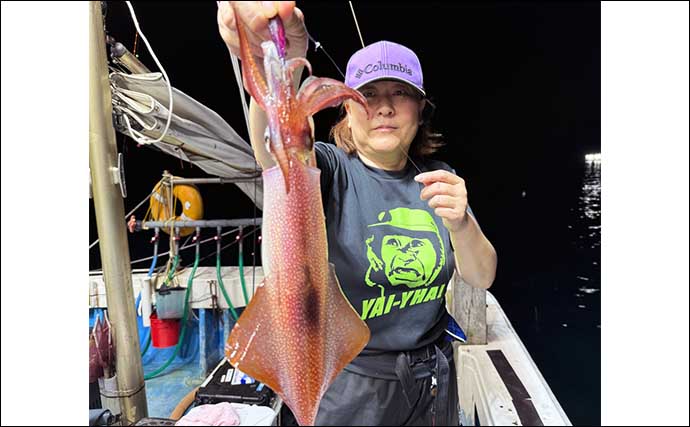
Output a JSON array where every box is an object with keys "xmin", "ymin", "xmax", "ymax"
[{"xmin": 488, "ymin": 157, "xmax": 601, "ymax": 426}]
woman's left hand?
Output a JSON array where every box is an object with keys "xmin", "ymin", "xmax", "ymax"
[{"xmin": 415, "ymin": 170, "xmax": 469, "ymax": 233}]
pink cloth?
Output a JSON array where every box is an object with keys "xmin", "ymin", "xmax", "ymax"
[{"xmin": 175, "ymin": 402, "xmax": 240, "ymax": 426}]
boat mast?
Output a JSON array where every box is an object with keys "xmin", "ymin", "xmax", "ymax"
[{"xmin": 89, "ymin": 1, "xmax": 148, "ymax": 423}]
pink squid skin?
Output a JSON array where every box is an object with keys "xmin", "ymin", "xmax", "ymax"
[
  {"xmin": 231, "ymin": 2, "xmax": 370, "ymax": 192},
  {"xmin": 226, "ymin": 3, "xmax": 371, "ymax": 425}
]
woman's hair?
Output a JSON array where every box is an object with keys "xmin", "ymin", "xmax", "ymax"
[{"xmin": 328, "ymin": 101, "xmax": 444, "ymax": 158}]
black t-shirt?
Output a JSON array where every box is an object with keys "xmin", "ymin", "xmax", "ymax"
[{"xmin": 315, "ymin": 141, "xmax": 468, "ymax": 360}]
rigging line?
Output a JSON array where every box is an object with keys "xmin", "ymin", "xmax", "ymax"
[
  {"xmin": 89, "ymin": 187, "xmax": 158, "ymax": 250},
  {"xmin": 123, "ymin": 1, "xmax": 174, "ymax": 145},
  {"xmin": 251, "ymin": 118, "xmax": 258, "ymax": 295},
  {"xmin": 250, "ymin": 45, "xmax": 257, "ymax": 297},
  {"xmin": 105, "ymin": 263, "xmax": 167, "ymax": 279},
  {"xmin": 184, "ymin": 226, "xmax": 261, "ymax": 269},
  {"xmin": 348, "ymin": 2, "xmax": 366, "ymax": 49},
  {"xmin": 216, "ymin": 1, "xmax": 260, "ymax": 294},
  {"xmin": 160, "ymin": 229, "xmax": 198, "ymax": 285},
  {"xmin": 230, "ymin": 8, "xmax": 257, "ymax": 295},
  {"xmin": 251, "ymin": 191, "xmax": 257, "ymax": 295},
  {"xmin": 216, "ymin": 2, "xmax": 253, "ymax": 144},
  {"xmin": 229, "ymin": 53, "xmax": 252, "ymax": 140},
  {"xmin": 93, "ymin": 227, "xmax": 243, "ymax": 270},
  {"xmin": 168, "ymin": 175, "xmax": 176, "ymax": 259}
]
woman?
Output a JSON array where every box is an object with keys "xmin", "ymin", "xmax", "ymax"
[{"xmin": 218, "ymin": 2, "xmax": 497, "ymax": 425}]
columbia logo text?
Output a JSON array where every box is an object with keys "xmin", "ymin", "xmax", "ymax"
[{"xmin": 355, "ymin": 61, "xmax": 413, "ymax": 79}]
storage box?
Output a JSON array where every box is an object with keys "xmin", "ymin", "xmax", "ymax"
[{"xmin": 155, "ymin": 287, "xmax": 186, "ymax": 319}]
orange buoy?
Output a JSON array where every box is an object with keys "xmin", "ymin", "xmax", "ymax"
[{"xmin": 149, "ymin": 180, "xmax": 203, "ymax": 236}]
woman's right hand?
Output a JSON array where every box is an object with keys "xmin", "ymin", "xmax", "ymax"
[{"xmin": 217, "ymin": 1, "xmax": 308, "ymax": 62}]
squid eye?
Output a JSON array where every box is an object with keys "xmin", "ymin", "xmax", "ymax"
[{"xmin": 264, "ymin": 127, "xmax": 271, "ymax": 144}]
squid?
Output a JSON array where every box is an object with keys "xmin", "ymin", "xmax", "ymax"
[{"xmin": 225, "ymin": 3, "xmax": 371, "ymax": 425}]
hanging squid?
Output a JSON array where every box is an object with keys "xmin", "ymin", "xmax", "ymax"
[{"xmin": 224, "ymin": 3, "xmax": 371, "ymax": 425}]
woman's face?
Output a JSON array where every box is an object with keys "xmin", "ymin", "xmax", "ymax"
[{"xmin": 346, "ymin": 80, "xmax": 425, "ymax": 157}]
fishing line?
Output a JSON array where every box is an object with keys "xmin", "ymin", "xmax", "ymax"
[
  {"xmin": 400, "ymin": 146, "xmax": 423, "ymax": 175},
  {"xmin": 348, "ymin": 2, "xmax": 366, "ymax": 48},
  {"xmin": 306, "ymin": 30, "xmax": 346, "ymax": 79},
  {"xmin": 349, "ymin": 3, "xmax": 421, "ymax": 175}
]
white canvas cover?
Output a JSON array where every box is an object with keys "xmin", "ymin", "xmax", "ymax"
[{"xmin": 109, "ymin": 72, "xmax": 264, "ymax": 209}]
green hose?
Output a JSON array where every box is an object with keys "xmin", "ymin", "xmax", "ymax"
[
  {"xmin": 162, "ymin": 254, "xmax": 180, "ymax": 287},
  {"xmin": 143, "ymin": 315, "xmax": 188, "ymax": 380},
  {"xmin": 141, "ymin": 331, "xmax": 151, "ymax": 356},
  {"xmin": 144, "ymin": 233, "xmax": 200, "ymax": 380},
  {"xmin": 238, "ymin": 238, "xmax": 249, "ymax": 306},
  {"xmin": 217, "ymin": 249, "xmax": 240, "ymax": 321}
]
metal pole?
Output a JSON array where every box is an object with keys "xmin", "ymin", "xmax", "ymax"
[
  {"xmin": 136, "ymin": 218, "xmax": 262, "ymax": 230},
  {"xmin": 109, "ymin": 37, "xmax": 151, "ymax": 74},
  {"xmin": 90, "ymin": 2, "xmax": 147, "ymax": 424},
  {"xmin": 170, "ymin": 177, "xmax": 260, "ymax": 185}
]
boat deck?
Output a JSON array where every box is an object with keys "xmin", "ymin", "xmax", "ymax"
[{"xmin": 455, "ymin": 292, "xmax": 572, "ymax": 426}]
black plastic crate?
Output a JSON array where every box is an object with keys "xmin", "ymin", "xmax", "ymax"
[{"xmin": 195, "ymin": 359, "xmax": 274, "ymax": 407}]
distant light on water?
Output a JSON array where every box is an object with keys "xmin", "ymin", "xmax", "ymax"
[
  {"xmin": 580, "ymin": 153, "xmax": 601, "ymax": 221},
  {"xmin": 585, "ymin": 153, "xmax": 601, "ymax": 162}
]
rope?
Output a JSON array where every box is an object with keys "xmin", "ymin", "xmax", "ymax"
[
  {"xmin": 89, "ymin": 187, "xmax": 158, "ymax": 250},
  {"xmin": 123, "ymin": 1, "xmax": 174, "ymax": 145}
]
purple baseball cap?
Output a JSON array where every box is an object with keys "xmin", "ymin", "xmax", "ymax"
[{"xmin": 345, "ymin": 41, "xmax": 425, "ymax": 97}]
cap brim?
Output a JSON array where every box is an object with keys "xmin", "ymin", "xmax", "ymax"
[{"xmin": 352, "ymin": 75, "xmax": 426, "ymax": 97}]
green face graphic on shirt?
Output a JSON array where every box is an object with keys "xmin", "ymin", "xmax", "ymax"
[
  {"xmin": 365, "ymin": 208, "xmax": 445, "ymax": 296},
  {"xmin": 380, "ymin": 234, "xmax": 436, "ymax": 286}
]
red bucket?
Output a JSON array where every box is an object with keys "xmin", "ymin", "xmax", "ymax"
[{"xmin": 150, "ymin": 313, "xmax": 180, "ymax": 348}]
